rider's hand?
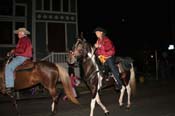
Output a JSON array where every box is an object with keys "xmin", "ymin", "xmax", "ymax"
[
  {"xmin": 7, "ymin": 49, "xmax": 15, "ymax": 56},
  {"xmin": 10, "ymin": 49, "xmax": 15, "ymax": 54},
  {"xmin": 95, "ymin": 43, "xmax": 101, "ymax": 48},
  {"xmin": 7, "ymin": 52, "xmax": 11, "ymax": 56}
]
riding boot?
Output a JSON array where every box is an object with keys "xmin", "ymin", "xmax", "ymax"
[
  {"xmin": 115, "ymin": 83, "xmax": 122, "ymax": 91},
  {"xmin": 1, "ymin": 84, "xmax": 6, "ymax": 94},
  {"xmin": 115, "ymin": 79, "xmax": 122, "ymax": 90}
]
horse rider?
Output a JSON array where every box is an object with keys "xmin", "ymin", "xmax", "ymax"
[
  {"xmin": 94, "ymin": 27, "xmax": 122, "ymax": 90},
  {"xmin": 4, "ymin": 27, "xmax": 33, "ymax": 93}
]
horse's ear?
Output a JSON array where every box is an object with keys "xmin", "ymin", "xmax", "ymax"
[
  {"xmin": 83, "ymin": 38, "xmax": 87, "ymax": 42},
  {"xmin": 80, "ymin": 32, "xmax": 84, "ymax": 38},
  {"xmin": 76, "ymin": 34, "xmax": 82, "ymax": 41},
  {"xmin": 77, "ymin": 38, "xmax": 82, "ymax": 41},
  {"xmin": 79, "ymin": 32, "xmax": 87, "ymax": 42}
]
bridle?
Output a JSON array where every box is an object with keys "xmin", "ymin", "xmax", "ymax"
[{"xmin": 72, "ymin": 39, "xmax": 97, "ymax": 60}]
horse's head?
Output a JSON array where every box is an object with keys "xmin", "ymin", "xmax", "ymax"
[
  {"xmin": 72, "ymin": 38, "xmax": 84, "ymax": 57},
  {"xmin": 71, "ymin": 37, "xmax": 95, "ymax": 59}
]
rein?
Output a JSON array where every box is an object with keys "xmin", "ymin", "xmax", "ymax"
[
  {"xmin": 86, "ymin": 70, "xmax": 100, "ymax": 81},
  {"xmin": 6, "ymin": 55, "xmax": 14, "ymax": 64}
]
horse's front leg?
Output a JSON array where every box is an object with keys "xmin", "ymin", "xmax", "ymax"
[
  {"xmin": 95, "ymin": 92, "xmax": 109, "ymax": 115},
  {"xmin": 8, "ymin": 92, "xmax": 21, "ymax": 116},
  {"xmin": 119, "ymin": 86, "xmax": 125, "ymax": 107},
  {"xmin": 89, "ymin": 85, "xmax": 98, "ymax": 116},
  {"xmin": 90, "ymin": 97, "xmax": 96, "ymax": 116},
  {"xmin": 48, "ymin": 88, "xmax": 58, "ymax": 115}
]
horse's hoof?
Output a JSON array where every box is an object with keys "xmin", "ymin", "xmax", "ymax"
[
  {"xmin": 104, "ymin": 111, "xmax": 109, "ymax": 115},
  {"xmin": 119, "ymin": 103, "xmax": 124, "ymax": 108},
  {"xmin": 50, "ymin": 111, "xmax": 57, "ymax": 116},
  {"xmin": 49, "ymin": 112, "xmax": 56, "ymax": 116},
  {"xmin": 125, "ymin": 104, "xmax": 131, "ymax": 110},
  {"xmin": 119, "ymin": 105, "xmax": 124, "ymax": 108}
]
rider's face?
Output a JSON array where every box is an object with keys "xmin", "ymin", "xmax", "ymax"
[
  {"xmin": 17, "ymin": 31, "xmax": 25, "ymax": 39},
  {"xmin": 95, "ymin": 31, "xmax": 103, "ymax": 39}
]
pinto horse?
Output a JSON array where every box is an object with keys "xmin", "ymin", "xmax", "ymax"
[
  {"xmin": 0, "ymin": 56, "xmax": 79, "ymax": 116},
  {"xmin": 71, "ymin": 38, "xmax": 136, "ymax": 116}
]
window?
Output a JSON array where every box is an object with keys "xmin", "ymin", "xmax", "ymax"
[
  {"xmin": 15, "ymin": 5, "xmax": 26, "ymax": 16},
  {"xmin": 44, "ymin": 0, "xmax": 50, "ymax": 10},
  {"xmin": 70, "ymin": 0, "xmax": 76, "ymax": 12},
  {"xmin": 0, "ymin": 22, "xmax": 12, "ymax": 44},
  {"xmin": 36, "ymin": 0, "xmax": 42, "ymax": 10},
  {"xmin": 63, "ymin": 0, "xmax": 69, "ymax": 12},
  {"xmin": 0, "ymin": 0, "xmax": 12, "ymax": 16},
  {"xmin": 52, "ymin": 0, "xmax": 61, "ymax": 11}
]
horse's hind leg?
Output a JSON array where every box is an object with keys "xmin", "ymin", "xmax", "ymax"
[
  {"xmin": 119, "ymin": 86, "xmax": 125, "ymax": 107},
  {"xmin": 126, "ymin": 85, "xmax": 131, "ymax": 109},
  {"xmin": 95, "ymin": 92, "xmax": 109, "ymax": 115}
]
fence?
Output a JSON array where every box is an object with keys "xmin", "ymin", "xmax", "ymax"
[
  {"xmin": 42, "ymin": 52, "xmax": 68, "ymax": 63},
  {"xmin": 41, "ymin": 52, "xmax": 80, "ymax": 76}
]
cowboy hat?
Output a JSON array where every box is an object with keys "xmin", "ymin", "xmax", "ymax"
[
  {"xmin": 14, "ymin": 27, "xmax": 30, "ymax": 35},
  {"xmin": 94, "ymin": 27, "xmax": 107, "ymax": 34}
]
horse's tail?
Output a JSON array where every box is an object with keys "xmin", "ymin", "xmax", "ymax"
[
  {"xmin": 55, "ymin": 63, "xmax": 79, "ymax": 104},
  {"xmin": 129, "ymin": 63, "xmax": 136, "ymax": 96}
]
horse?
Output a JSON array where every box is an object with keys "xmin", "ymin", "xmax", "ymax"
[
  {"xmin": 70, "ymin": 38, "xmax": 136, "ymax": 116},
  {"xmin": 0, "ymin": 56, "xmax": 79, "ymax": 116}
]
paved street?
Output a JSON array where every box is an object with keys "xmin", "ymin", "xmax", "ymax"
[{"xmin": 0, "ymin": 79, "xmax": 175, "ymax": 116}]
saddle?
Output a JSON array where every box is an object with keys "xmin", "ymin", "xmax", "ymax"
[
  {"xmin": 97, "ymin": 57, "xmax": 130, "ymax": 85},
  {"xmin": 15, "ymin": 59, "xmax": 34, "ymax": 71}
]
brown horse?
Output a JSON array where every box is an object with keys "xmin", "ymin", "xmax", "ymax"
[
  {"xmin": 0, "ymin": 56, "xmax": 79, "ymax": 116},
  {"xmin": 71, "ymin": 38, "xmax": 136, "ymax": 116}
]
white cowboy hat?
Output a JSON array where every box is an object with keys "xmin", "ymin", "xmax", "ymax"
[{"xmin": 14, "ymin": 27, "xmax": 30, "ymax": 35}]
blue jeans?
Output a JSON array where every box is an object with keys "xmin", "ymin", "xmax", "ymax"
[
  {"xmin": 5, "ymin": 56, "xmax": 29, "ymax": 88},
  {"xmin": 105, "ymin": 56, "xmax": 122, "ymax": 86}
]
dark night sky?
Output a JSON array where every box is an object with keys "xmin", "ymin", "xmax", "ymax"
[{"xmin": 77, "ymin": 0, "xmax": 174, "ymax": 57}]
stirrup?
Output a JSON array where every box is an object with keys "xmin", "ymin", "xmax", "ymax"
[{"xmin": 5, "ymin": 87, "xmax": 14, "ymax": 94}]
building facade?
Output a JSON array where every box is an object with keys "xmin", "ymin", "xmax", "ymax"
[{"xmin": 0, "ymin": 0, "xmax": 78, "ymax": 60}]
